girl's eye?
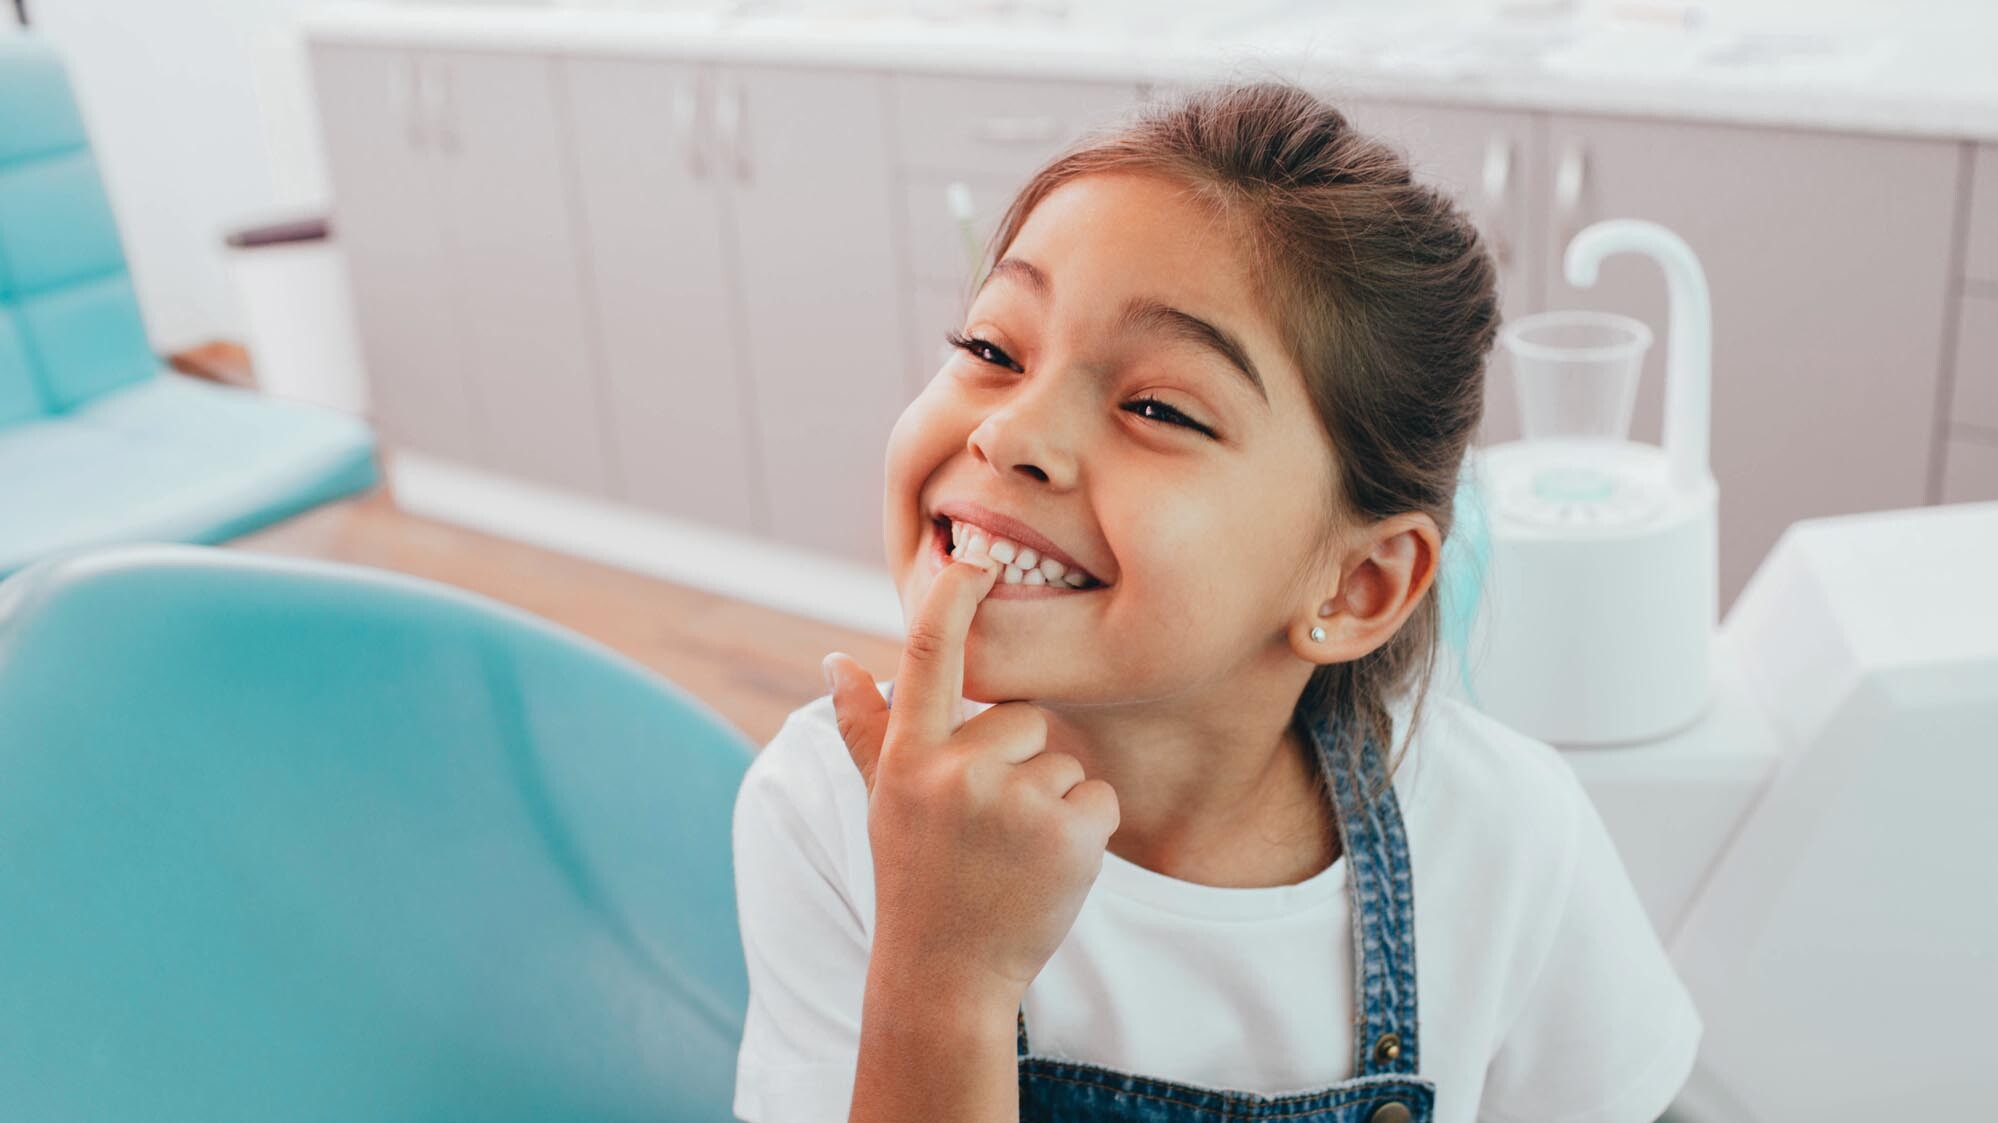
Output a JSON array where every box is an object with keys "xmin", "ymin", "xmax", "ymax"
[
  {"xmin": 1124, "ymin": 396, "xmax": 1216, "ymax": 438},
  {"xmin": 944, "ymin": 329, "xmax": 1216, "ymax": 439},
  {"xmin": 944, "ymin": 329, "xmax": 1022, "ymax": 372}
]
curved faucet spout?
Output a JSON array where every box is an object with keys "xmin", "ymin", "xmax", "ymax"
[{"xmin": 1564, "ymin": 219, "xmax": 1713, "ymax": 495}]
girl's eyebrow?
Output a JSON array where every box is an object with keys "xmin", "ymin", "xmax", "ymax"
[{"xmin": 979, "ymin": 255, "xmax": 1269, "ymax": 408}]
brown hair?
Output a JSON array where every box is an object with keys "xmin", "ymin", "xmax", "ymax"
[{"xmin": 973, "ymin": 79, "xmax": 1499, "ymax": 802}]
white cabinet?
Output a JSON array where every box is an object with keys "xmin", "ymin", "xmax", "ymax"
[
  {"xmin": 311, "ymin": 38, "xmax": 1982, "ymax": 605},
  {"xmin": 1965, "ymin": 143, "xmax": 1998, "ymax": 285},
  {"xmin": 311, "ymin": 44, "xmax": 616, "ymax": 495},
  {"xmin": 1951, "ymin": 295, "xmax": 1998, "ymax": 434},
  {"xmin": 559, "ymin": 58, "xmax": 759, "ymax": 536},
  {"xmin": 310, "ymin": 45, "xmax": 482, "ymax": 467},
  {"xmin": 1943, "ymin": 142, "xmax": 1998, "ymax": 503},
  {"xmin": 888, "ymin": 73, "xmax": 1150, "ymax": 400},
  {"xmin": 1334, "ymin": 99, "xmax": 1545, "ymax": 449},
  {"xmin": 725, "ymin": 64, "xmax": 908, "ymax": 567}
]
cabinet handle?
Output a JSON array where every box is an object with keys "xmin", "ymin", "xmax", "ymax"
[
  {"xmin": 401, "ymin": 56, "xmax": 428, "ymax": 150},
  {"xmin": 972, "ymin": 115, "xmax": 1058, "ymax": 145},
  {"xmin": 417, "ymin": 59, "xmax": 460, "ymax": 156},
  {"xmin": 946, "ymin": 180, "xmax": 984, "ymax": 283},
  {"xmin": 675, "ymin": 74, "xmax": 707, "ymax": 178},
  {"xmin": 440, "ymin": 62, "xmax": 462, "ymax": 155},
  {"xmin": 1554, "ymin": 140, "xmax": 1588, "ymax": 251},
  {"xmin": 715, "ymin": 78, "xmax": 751, "ymax": 184},
  {"xmin": 1478, "ymin": 134, "xmax": 1514, "ymax": 270}
]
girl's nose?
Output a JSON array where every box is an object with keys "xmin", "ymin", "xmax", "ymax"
[{"xmin": 966, "ymin": 378, "xmax": 1082, "ymax": 490}]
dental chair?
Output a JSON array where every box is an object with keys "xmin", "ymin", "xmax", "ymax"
[
  {"xmin": 0, "ymin": 545, "xmax": 755, "ymax": 1122},
  {"xmin": 0, "ymin": 37, "xmax": 377, "ymax": 579}
]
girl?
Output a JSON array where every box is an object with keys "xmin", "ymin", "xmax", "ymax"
[{"xmin": 732, "ymin": 81, "xmax": 1700, "ymax": 1123}]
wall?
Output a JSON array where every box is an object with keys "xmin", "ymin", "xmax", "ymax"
[{"xmin": 29, "ymin": 0, "xmax": 328, "ymax": 352}]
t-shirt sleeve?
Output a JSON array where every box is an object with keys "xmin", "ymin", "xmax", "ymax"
[
  {"xmin": 731, "ymin": 704, "xmax": 873, "ymax": 1123},
  {"xmin": 1478, "ymin": 765, "xmax": 1704, "ymax": 1123}
]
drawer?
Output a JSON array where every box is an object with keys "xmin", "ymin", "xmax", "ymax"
[
  {"xmin": 1940, "ymin": 432, "xmax": 1998, "ymax": 504},
  {"xmin": 1969, "ymin": 144, "xmax": 1998, "ymax": 284},
  {"xmin": 1950, "ymin": 294, "xmax": 1998, "ymax": 431},
  {"xmin": 890, "ymin": 72, "xmax": 1144, "ymax": 178},
  {"xmin": 901, "ymin": 170, "xmax": 1024, "ymax": 289}
]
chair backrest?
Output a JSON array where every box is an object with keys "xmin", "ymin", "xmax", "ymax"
[
  {"xmin": 0, "ymin": 35, "xmax": 156, "ymax": 427},
  {"xmin": 0, "ymin": 546, "xmax": 755, "ymax": 1122}
]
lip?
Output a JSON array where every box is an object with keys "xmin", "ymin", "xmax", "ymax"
[
  {"xmin": 928, "ymin": 500, "xmax": 1106, "ymax": 585},
  {"xmin": 928, "ymin": 520, "xmax": 1105, "ymax": 598}
]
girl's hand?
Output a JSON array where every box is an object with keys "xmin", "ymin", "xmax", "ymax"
[{"xmin": 823, "ymin": 555, "xmax": 1121, "ymax": 1002}]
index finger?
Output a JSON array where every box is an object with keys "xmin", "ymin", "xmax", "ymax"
[{"xmin": 887, "ymin": 555, "xmax": 1003, "ymax": 746}]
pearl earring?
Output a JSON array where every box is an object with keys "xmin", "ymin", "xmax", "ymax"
[{"xmin": 1309, "ymin": 626, "xmax": 1326, "ymax": 642}]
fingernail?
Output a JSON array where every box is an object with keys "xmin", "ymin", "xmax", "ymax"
[{"xmin": 821, "ymin": 653, "xmax": 840, "ymax": 692}]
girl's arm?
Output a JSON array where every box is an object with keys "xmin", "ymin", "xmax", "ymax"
[
  {"xmin": 825, "ymin": 553, "xmax": 1119, "ymax": 1122},
  {"xmin": 849, "ymin": 949, "xmax": 1020, "ymax": 1123}
]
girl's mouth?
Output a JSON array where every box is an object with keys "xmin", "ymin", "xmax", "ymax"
[{"xmin": 929, "ymin": 517, "xmax": 1108, "ymax": 600}]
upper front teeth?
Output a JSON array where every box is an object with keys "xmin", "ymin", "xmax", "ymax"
[{"xmin": 949, "ymin": 520, "xmax": 1093, "ymax": 587}]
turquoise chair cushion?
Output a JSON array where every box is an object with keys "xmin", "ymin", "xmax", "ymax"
[
  {"xmin": 0, "ymin": 545, "xmax": 755, "ymax": 1122},
  {"xmin": 0, "ymin": 35, "xmax": 379, "ymax": 572},
  {"xmin": 0, "ymin": 36, "xmax": 155, "ymax": 414},
  {"xmin": 0, "ymin": 373, "xmax": 379, "ymax": 577}
]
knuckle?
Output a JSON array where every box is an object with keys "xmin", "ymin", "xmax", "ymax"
[{"xmin": 902, "ymin": 622, "xmax": 951, "ymax": 662}]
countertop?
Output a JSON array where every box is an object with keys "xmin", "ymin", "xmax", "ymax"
[{"xmin": 300, "ymin": 1, "xmax": 1998, "ymax": 145}]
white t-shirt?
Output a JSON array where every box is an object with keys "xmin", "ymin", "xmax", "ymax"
[{"xmin": 731, "ymin": 682, "xmax": 1701, "ymax": 1123}]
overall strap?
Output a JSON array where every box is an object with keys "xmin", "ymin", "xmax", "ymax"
[
  {"xmin": 1316, "ymin": 708, "xmax": 1421, "ymax": 1078},
  {"xmin": 1018, "ymin": 710, "xmax": 1422, "ymax": 1075}
]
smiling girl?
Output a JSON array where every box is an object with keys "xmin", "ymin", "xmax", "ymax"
[{"xmin": 731, "ymin": 81, "xmax": 1700, "ymax": 1123}]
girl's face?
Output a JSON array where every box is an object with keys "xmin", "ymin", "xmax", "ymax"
[{"xmin": 884, "ymin": 170, "xmax": 1344, "ymax": 706}]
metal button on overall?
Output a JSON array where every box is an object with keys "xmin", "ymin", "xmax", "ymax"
[
  {"xmin": 1368, "ymin": 1103, "xmax": 1412, "ymax": 1123},
  {"xmin": 1372, "ymin": 1033, "xmax": 1402, "ymax": 1064}
]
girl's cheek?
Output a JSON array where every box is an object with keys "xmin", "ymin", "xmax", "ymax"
[{"xmin": 885, "ymin": 386, "xmax": 971, "ymax": 485}]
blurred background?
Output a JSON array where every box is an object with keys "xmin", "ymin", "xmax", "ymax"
[{"xmin": 22, "ymin": 2, "xmax": 1998, "ymax": 697}]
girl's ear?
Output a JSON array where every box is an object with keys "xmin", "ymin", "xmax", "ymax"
[{"xmin": 1289, "ymin": 513, "xmax": 1440, "ymax": 665}]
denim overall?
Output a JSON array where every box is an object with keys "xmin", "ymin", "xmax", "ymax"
[{"xmin": 1014, "ymin": 709, "xmax": 1435, "ymax": 1123}]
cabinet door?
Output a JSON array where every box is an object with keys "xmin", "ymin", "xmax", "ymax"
[
  {"xmin": 309, "ymin": 44, "xmax": 482, "ymax": 466},
  {"xmin": 891, "ymin": 75, "xmax": 1147, "ymax": 402},
  {"xmin": 1537, "ymin": 115, "xmax": 1961, "ymax": 616},
  {"xmin": 724, "ymin": 64, "xmax": 907, "ymax": 567},
  {"xmin": 559, "ymin": 58, "xmax": 758, "ymax": 535},
  {"xmin": 426, "ymin": 50, "xmax": 615, "ymax": 496},
  {"xmin": 906, "ymin": 281, "xmax": 969, "ymax": 402},
  {"xmin": 1334, "ymin": 99, "xmax": 1545, "ymax": 449}
]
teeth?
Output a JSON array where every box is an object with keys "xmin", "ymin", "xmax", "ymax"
[{"xmin": 946, "ymin": 518, "xmax": 1098, "ymax": 588}]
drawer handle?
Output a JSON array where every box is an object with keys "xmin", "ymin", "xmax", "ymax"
[
  {"xmin": 1554, "ymin": 140, "xmax": 1589, "ymax": 251},
  {"xmin": 1479, "ymin": 134, "xmax": 1514, "ymax": 270},
  {"xmin": 971, "ymin": 115, "xmax": 1059, "ymax": 145},
  {"xmin": 401, "ymin": 57, "xmax": 428, "ymax": 150},
  {"xmin": 716, "ymin": 78, "xmax": 752, "ymax": 183},
  {"xmin": 429, "ymin": 61, "xmax": 460, "ymax": 156},
  {"xmin": 675, "ymin": 74, "xmax": 707, "ymax": 179},
  {"xmin": 945, "ymin": 180, "xmax": 984, "ymax": 283}
]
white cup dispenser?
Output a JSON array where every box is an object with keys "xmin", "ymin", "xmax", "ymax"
[{"xmin": 1464, "ymin": 219, "xmax": 1719, "ymax": 747}]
